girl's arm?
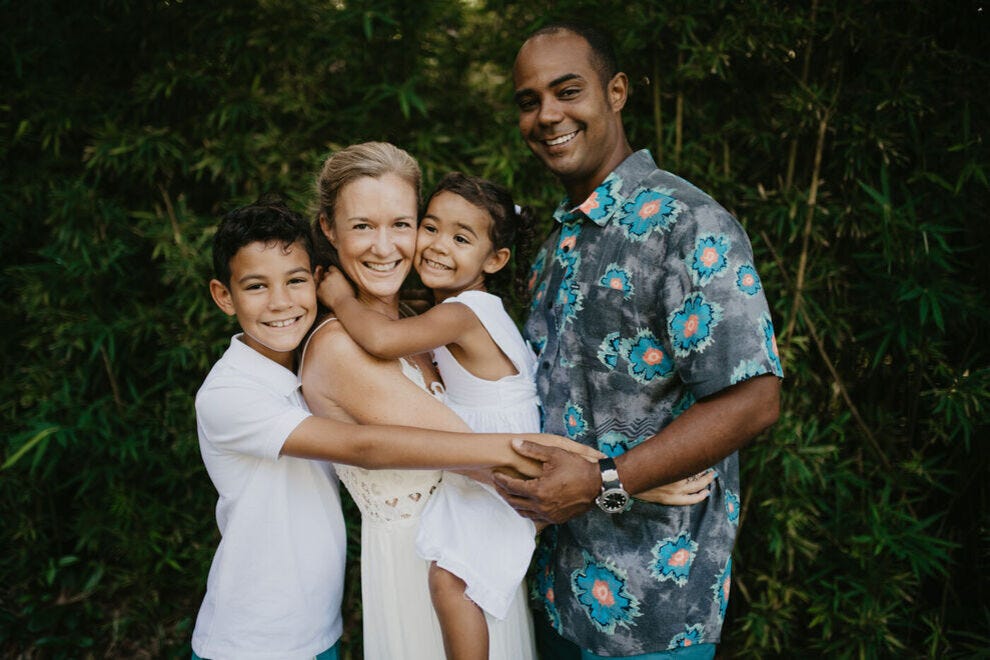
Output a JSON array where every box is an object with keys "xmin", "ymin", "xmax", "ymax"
[{"xmin": 319, "ymin": 266, "xmax": 480, "ymax": 359}]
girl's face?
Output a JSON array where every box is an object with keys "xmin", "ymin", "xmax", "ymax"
[
  {"xmin": 321, "ymin": 174, "xmax": 418, "ymax": 312},
  {"xmin": 415, "ymin": 191, "xmax": 510, "ymax": 302}
]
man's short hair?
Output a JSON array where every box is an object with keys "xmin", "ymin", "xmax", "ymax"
[
  {"xmin": 212, "ymin": 194, "xmax": 314, "ymax": 286},
  {"xmin": 527, "ymin": 21, "xmax": 619, "ymax": 88}
]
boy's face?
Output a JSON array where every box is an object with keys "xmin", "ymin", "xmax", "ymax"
[{"xmin": 210, "ymin": 240, "xmax": 316, "ymax": 369}]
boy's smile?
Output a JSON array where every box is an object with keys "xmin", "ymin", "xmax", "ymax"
[{"xmin": 210, "ymin": 240, "xmax": 316, "ymax": 369}]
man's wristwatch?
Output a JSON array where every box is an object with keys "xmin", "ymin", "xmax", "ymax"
[{"xmin": 595, "ymin": 457, "xmax": 631, "ymax": 513}]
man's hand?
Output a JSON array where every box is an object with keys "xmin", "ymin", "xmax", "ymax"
[{"xmin": 492, "ymin": 440, "xmax": 600, "ymax": 524}]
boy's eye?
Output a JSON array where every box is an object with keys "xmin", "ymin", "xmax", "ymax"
[{"xmin": 245, "ymin": 283, "xmax": 265, "ymax": 290}]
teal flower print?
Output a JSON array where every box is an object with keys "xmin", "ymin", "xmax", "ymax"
[
  {"xmin": 597, "ymin": 332, "xmax": 622, "ymax": 370},
  {"xmin": 650, "ymin": 531, "xmax": 698, "ymax": 587},
  {"xmin": 671, "ymin": 391, "xmax": 696, "ymax": 418},
  {"xmin": 623, "ymin": 330, "xmax": 675, "ymax": 384},
  {"xmin": 532, "ymin": 527, "xmax": 563, "ymax": 632},
  {"xmin": 669, "ymin": 292, "xmax": 722, "ymax": 356},
  {"xmin": 529, "ymin": 280, "xmax": 548, "ymax": 317},
  {"xmin": 761, "ymin": 313, "xmax": 782, "ymax": 375},
  {"xmin": 690, "ymin": 235, "xmax": 731, "ymax": 285},
  {"xmin": 570, "ymin": 551, "xmax": 642, "ymax": 634},
  {"xmin": 554, "ymin": 223, "xmax": 582, "ymax": 264},
  {"xmin": 557, "ymin": 281, "xmax": 584, "ymax": 326},
  {"xmin": 736, "ymin": 263, "xmax": 762, "ymax": 295},
  {"xmin": 725, "ymin": 489, "xmax": 740, "ymax": 525},
  {"xmin": 599, "ymin": 263, "xmax": 634, "ymax": 300},
  {"xmin": 563, "ymin": 402, "xmax": 587, "ymax": 438},
  {"xmin": 668, "ymin": 624, "xmax": 706, "ymax": 650},
  {"xmin": 577, "ymin": 184, "xmax": 618, "ymax": 223},
  {"xmin": 618, "ymin": 189, "xmax": 679, "ymax": 240},
  {"xmin": 711, "ymin": 557, "xmax": 732, "ymax": 620},
  {"xmin": 730, "ymin": 359, "xmax": 763, "ymax": 384},
  {"xmin": 598, "ymin": 431, "xmax": 630, "ymax": 457}
]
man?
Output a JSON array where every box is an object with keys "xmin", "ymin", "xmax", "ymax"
[{"xmin": 493, "ymin": 22, "xmax": 783, "ymax": 660}]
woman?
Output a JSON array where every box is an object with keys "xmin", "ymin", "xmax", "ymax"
[{"xmin": 299, "ymin": 142, "xmax": 538, "ymax": 659}]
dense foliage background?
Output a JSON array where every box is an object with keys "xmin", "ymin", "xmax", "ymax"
[{"xmin": 2, "ymin": 1, "xmax": 987, "ymax": 657}]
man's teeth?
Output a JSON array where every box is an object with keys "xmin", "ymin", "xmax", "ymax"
[
  {"xmin": 546, "ymin": 131, "xmax": 577, "ymax": 146},
  {"xmin": 365, "ymin": 261, "xmax": 397, "ymax": 272},
  {"xmin": 268, "ymin": 318, "xmax": 297, "ymax": 328}
]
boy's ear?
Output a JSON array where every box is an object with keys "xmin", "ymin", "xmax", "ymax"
[
  {"xmin": 483, "ymin": 247, "xmax": 512, "ymax": 275},
  {"xmin": 209, "ymin": 279, "xmax": 237, "ymax": 316}
]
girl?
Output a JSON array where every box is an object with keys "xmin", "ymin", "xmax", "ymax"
[{"xmin": 320, "ymin": 172, "xmax": 713, "ymax": 659}]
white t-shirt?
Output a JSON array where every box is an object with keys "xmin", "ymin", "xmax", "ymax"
[{"xmin": 191, "ymin": 335, "xmax": 346, "ymax": 660}]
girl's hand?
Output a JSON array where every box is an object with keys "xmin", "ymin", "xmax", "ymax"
[
  {"xmin": 316, "ymin": 266, "xmax": 355, "ymax": 309},
  {"xmin": 635, "ymin": 469, "xmax": 715, "ymax": 506}
]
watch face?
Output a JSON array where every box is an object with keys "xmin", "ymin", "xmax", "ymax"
[{"xmin": 597, "ymin": 488, "xmax": 630, "ymax": 513}]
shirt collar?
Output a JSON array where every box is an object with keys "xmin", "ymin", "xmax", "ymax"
[
  {"xmin": 553, "ymin": 149, "xmax": 659, "ymax": 227},
  {"xmin": 227, "ymin": 333, "xmax": 302, "ymax": 397}
]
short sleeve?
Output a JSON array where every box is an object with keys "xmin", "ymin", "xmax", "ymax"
[
  {"xmin": 196, "ymin": 376, "xmax": 311, "ymax": 460},
  {"xmin": 659, "ymin": 203, "xmax": 784, "ymax": 400}
]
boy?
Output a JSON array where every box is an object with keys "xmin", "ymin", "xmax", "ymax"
[{"xmin": 192, "ymin": 195, "xmax": 588, "ymax": 659}]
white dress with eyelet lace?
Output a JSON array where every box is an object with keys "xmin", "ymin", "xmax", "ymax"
[{"xmin": 331, "ymin": 356, "xmax": 448, "ymax": 660}]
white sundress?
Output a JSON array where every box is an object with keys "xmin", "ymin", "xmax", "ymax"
[{"xmin": 415, "ymin": 290, "xmax": 539, "ymax": 658}]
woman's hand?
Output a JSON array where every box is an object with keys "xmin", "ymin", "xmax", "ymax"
[
  {"xmin": 316, "ymin": 266, "xmax": 355, "ymax": 310},
  {"xmin": 635, "ymin": 469, "xmax": 715, "ymax": 506}
]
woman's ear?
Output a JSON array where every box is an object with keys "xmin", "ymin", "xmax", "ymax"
[
  {"xmin": 209, "ymin": 279, "xmax": 236, "ymax": 316},
  {"xmin": 319, "ymin": 212, "xmax": 337, "ymax": 246},
  {"xmin": 483, "ymin": 247, "xmax": 512, "ymax": 275}
]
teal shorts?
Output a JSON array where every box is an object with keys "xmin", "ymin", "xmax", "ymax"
[
  {"xmin": 581, "ymin": 644, "xmax": 716, "ymax": 660},
  {"xmin": 192, "ymin": 639, "xmax": 340, "ymax": 660}
]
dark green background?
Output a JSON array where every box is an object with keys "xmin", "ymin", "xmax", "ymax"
[{"xmin": 2, "ymin": 1, "xmax": 987, "ymax": 657}]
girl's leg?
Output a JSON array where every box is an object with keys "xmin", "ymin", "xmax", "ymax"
[{"xmin": 429, "ymin": 562, "xmax": 488, "ymax": 660}]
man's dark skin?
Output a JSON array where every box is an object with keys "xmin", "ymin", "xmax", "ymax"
[{"xmin": 493, "ymin": 28, "xmax": 781, "ymax": 525}]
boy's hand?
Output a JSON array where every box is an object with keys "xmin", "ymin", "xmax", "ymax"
[
  {"xmin": 635, "ymin": 469, "xmax": 715, "ymax": 505},
  {"xmin": 522, "ymin": 433, "xmax": 604, "ymax": 463},
  {"xmin": 316, "ymin": 266, "xmax": 356, "ymax": 309}
]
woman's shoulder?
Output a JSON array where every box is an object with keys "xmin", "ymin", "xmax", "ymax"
[{"xmin": 304, "ymin": 315, "xmax": 399, "ymax": 371}]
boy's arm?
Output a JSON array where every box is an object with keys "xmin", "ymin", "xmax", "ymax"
[
  {"xmin": 293, "ymin": 320, "xmax": 600, "ymax": 474},
  {"xmin": 318, "ymin": 266, "xmax": 478, "ymax": 358}
]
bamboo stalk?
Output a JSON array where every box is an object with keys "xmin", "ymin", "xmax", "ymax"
[
  {"xmin": 784, "ymin": 113, "xmax": 829, "ymax": 342},
  {"xmin": 785, "ymin": 0, "xmax": 818, "ymax": 192},
  {"xmin": 674, "ymin": 51, "xmax": 683, "ymax": 169},
  {"xmin": 653, "ymin": 51, "xmax": 663, "ymax": 167}
]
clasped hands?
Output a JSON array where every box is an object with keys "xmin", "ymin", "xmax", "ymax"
[{"xmin": 496, "ymin": 435, "xmax": 714, "ymax": 525}]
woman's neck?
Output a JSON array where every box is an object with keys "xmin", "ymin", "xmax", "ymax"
[{"xmin": 356, "ymin": 291, "xmax": 401, "ymax": 320}]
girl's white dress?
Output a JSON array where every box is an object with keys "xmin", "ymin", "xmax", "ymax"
[{"xmin": 415, "ymin": 291, "xmax": 539, "ymax": 654}]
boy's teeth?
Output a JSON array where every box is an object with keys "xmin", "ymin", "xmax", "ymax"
[{"xmin": 269, "ymin": 318, "xmax": 296, "ymax": 328}]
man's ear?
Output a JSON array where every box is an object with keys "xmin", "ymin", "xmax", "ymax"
[
  {"xmin": 607, "ymin": 72, "xmax": 629, "ymax": 112},
  {"xmin": 209, "ymin": 279, "xmax": 236, "ymax": 316},
  {"xmin": 483, "ymin": 247, "xmax": 512, "ymax": 275}
]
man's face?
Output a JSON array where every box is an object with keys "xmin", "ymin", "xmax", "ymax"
[{"xmin": 513, "ymin": 31, "xmax": 627, "ymax": 200}]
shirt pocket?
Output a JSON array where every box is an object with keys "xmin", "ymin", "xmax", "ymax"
[{"xmin": 563, "ymin": 280, "xmax": 640, "ymax": 372}]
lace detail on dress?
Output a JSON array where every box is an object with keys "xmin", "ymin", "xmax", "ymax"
[{"xmin": 333, "ymin": 357, "xmax": 445, "ymax": 524}]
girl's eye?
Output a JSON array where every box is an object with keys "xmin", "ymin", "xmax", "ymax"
[
  {"xmin": 454, "ymin": 235, "xmax": 469, "ymax": 245},
  {"xmin": 421, "ymin": 224, "xmax": 437, "ymax": 233}
]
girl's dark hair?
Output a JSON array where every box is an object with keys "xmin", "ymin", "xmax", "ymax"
[
  {"xmin": 212, "ymin": 193, "xmax": 313, "ymax": 286},
  {"xmin": 428, "ymin": 172, "xmax": 536, "ymax": 305}
]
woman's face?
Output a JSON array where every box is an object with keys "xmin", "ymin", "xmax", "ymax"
[{"xmin": 322, "ymin": 173, "xmax": 418, "ymax": 310}]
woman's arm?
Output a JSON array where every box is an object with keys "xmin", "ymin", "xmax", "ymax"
[{"xmin": 318, "ymin": 266, "xmax": 479, "ymax": 359}]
